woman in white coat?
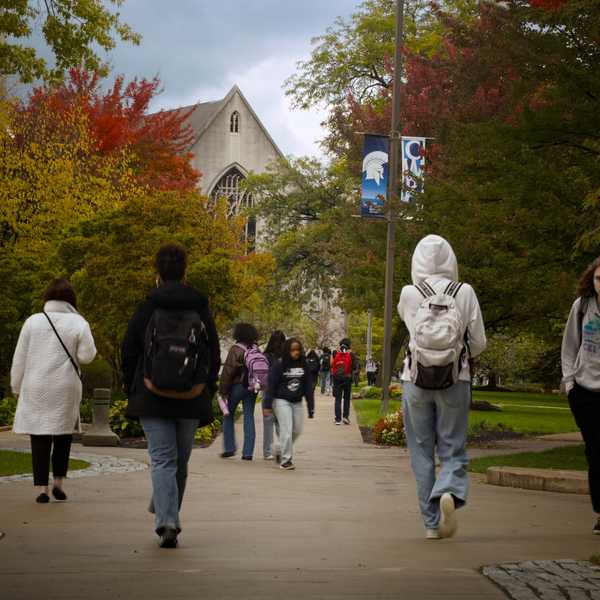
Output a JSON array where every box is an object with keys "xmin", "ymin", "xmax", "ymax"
[{"xmin": 11, "ymin": 278, "xmax": 96, "ymax": 503}]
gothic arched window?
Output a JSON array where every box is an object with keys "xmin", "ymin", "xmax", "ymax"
[
  {"xmin": 210, "ymin": 167, "xmax": 256, "ymax": 250},
  {"xmin": 230, "ymin": 111, "xmax": 240, "ymax": 133}
]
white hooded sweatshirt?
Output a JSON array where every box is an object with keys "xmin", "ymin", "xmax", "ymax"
[{"xmin": 397, "ymin": 235, "xmax": 487, "ymax": 383}]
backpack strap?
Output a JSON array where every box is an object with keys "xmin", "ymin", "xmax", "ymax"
[
  {"xmin": 416, "ymin": 281, "xmax": 435, "ymax": 298},
  {"xmin": 444, "ymin": 281, "xmax": 463, "ymax": 298},
  {"xmin": 578, "ymin": 297, "xmax": 590, "ymax": 349}
]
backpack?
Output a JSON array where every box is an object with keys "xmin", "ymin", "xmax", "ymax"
[
  {"xmin": 321, "ymin": 353, "xmax": 331, "ymax": 371},
  {"xmin": 332, "ymin": 350, "xmax": 352, "ymax": 381},
  {"xmin": 408, "ymin": 280, "xmax": 467, "ymax": 390},
  {"xmin": 237, "ymin": 343, "xmax": 270, "ymax": 392},
  {"xmin": 144, "ymin": 309, "xmax": 210, "ymax": 398},
  {"xmin": 306, "ymin": 353, "xmax": 320, "ymax": 375}
]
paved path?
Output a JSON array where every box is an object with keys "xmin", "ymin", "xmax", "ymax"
[{"xmin": 0, "ymin": 393, "xmax": 598, "ymax": 600}]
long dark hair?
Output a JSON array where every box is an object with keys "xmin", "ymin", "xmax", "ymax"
[
  {"xmin": 281, "ymin": 337, "xmax": 306, "ymax": 370},
  {"xmin": 577, "ymin": 257, "xmax": 600, "ymax": 298},
  {"xmin": 264, "ymin": 330, "xmax": 286, "ymax": 359}
]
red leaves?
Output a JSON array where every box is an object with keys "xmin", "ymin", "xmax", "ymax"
[
  {"xmin": 529, "ymin": 0, "xmax": 567, "ymax": 10},
  {"xmin": 18, "ymin": 67, "xmax": 200, "ymax": 192}
]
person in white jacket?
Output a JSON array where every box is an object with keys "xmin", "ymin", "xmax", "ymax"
[
  {"xmin": 561, "ymin": 256, "xmax": 600, "ymax": 535},
  {"xmin": 398, "ymin": 235, "xmax": 486, "ymax": 540},
  {"xmin": 11, "ymin": 278, "xmax": 96, "ymax": 503}
]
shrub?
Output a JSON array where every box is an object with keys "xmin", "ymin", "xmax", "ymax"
[
  {"xmin": 108, "ymin": 399, "xmax": 143, "ymax": 438},
  {"xmin": 0, "ymin": 396, "xmax": 17, "ymax": 426},
  {"xmin": 372, "ymin": 410, "xmax": 406, "ymax": 446},
  {"xmin": 82, "ymin": 358, "xmax": 113, "ymax": 399}
]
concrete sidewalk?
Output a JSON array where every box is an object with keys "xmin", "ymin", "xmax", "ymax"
[{"xmin": 0, "ymin": 392, "xmax": 598, "ymax": 600}]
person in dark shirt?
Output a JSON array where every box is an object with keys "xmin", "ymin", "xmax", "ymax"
[
  {"xmin": 263, "ymin": 338, "xmax": 314, "ymax": 470},
  {"xmin": 262, "ymin": 330, "xmax": 286, "ymax": 460}
]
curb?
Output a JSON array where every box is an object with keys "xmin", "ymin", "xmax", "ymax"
[{"xmin": 487, "ymin": 466, "xmax": 588, "ymax": 495}]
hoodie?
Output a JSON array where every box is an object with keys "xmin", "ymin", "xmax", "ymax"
[
  {"xmin": 121, "ymin": 281, "xmax": 221, "ymax": 422},
  {"xmin": 397, "ymin": 235, "xmax": 487, "ymax": 383}
]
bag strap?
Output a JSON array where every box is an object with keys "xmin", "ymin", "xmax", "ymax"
[
  {"xmin": 416, "ymin": 281, "xmax": 435, "ymax": 298},
  {"xmin": 444, "ymin": 281, "xmax": 464, "ymax": 298},
  {"xmin": 43, "ymin": 311, "xmax": 82, "ymax": 381}
]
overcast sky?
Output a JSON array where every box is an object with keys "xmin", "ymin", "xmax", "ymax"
[{"xmin": 84, "ymin": 0, "xmax": 363, "ymax": 158}]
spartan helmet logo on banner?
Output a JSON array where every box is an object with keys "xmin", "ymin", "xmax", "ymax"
[{"xmin": 362, "ymin": 150, "xmax": 389, "ymax": 186}]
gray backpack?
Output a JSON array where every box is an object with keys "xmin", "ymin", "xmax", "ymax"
[{"xmin": 408, "ymin": 280, "xmax": 468, "ymax": 390}]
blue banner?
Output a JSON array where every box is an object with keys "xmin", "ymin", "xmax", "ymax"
[
  {"xmin": 360, "ymin": 134, "xmax": 389, "ymax": 218},
  {"xmin": 401, "ymin": 137, "xmax": 426, "ymax": 203}
]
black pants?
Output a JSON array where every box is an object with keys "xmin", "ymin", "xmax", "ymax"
[
  {"xmin": 569, "ymin": 383, "xmax": 600, "ymax": 513},
  {"xmin": 30, "ymin": 435, "xmax": 73, "ymax": 486},
  {"xmin": 367, "ymin": 372, "xmax": 377, "ymax": 386},
  {"xmin": 333, "ymin": 378, "xmax": 352, "ymax": 422}
]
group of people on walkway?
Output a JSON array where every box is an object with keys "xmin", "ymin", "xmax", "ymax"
[{"xmin": 8, "ymin": 236, "xmax": 600, "ymax": 548}]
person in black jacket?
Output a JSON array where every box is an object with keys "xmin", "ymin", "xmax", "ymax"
[
  {"xmin": 121, "ymin": 244, "xmax": 220, "ymax": 548},
  {"xmin": 262, "ymin": 330, "xmax": 286, "ymax": 460},
  {"xmin": 263, "ymin": 338, "xmax": 314, "ymax": 470}
]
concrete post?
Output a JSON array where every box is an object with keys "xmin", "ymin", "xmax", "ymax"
[{"xmin": 82, "ymin": 388, "xmax": 120, "ymax": 447}]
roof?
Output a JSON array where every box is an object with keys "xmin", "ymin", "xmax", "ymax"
[{"xmin": 160, "ymin": 85, "xmax": 284, "ymax": 159}]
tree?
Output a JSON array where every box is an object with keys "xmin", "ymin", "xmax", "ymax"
[{"xmin": 0, "ymin": 0, "xmax": 139, "ymax": 83}]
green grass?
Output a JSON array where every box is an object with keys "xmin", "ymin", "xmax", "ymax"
[
  {"xmin": 353, "ymin": 390, "xmax": 578, "ymax": 435},
  {"xmin": 468, "ymin": 444, "xmax": 587, "ymax": 473},
  {"xmin": 0, "ymin": 450, "xmax": 90, "ymax": 477}
]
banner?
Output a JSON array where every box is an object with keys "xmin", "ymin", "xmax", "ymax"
[
  {"xmin": 401, "ymin": 136, "xmax": 426, "ymax": 203},
  {"xmin": 360, "ymin": 134, "xmax": 389, "ymax": 218}
]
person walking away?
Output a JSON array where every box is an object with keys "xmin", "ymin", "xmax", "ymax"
[
  {"xmin": 306, "ymin": 349, "xmax": 321, "ymax": 393},
  {"xmin": 398, "ymin": 234, "xmax": 486, "ymax": 540},
  {"xmin": 262, "ymin": 330, "xmax": 286, "ymax": 460},
  {"xmin": 263, "ymin": 338, "xmax": 315, "ymax": 470},
  {"xmin": 353, "ymin": 354, "xmax": 362, "ymax": 386},
  {"xmin": 11, "ymin": 278, "xmax": 97, "ymax": 504},
  {"xmin": 366, "ymin": 357, "xmax": 377, "ymax": 386},
  {"xmin": 331, "ymin": 338, "xmax": 354, "ymax": 425},
  {"xmin": 122, "ymin": 244, "xmax": 221, "ymax": 548},
  {"xmin": 219, "ymin": 323, "xmax": 261, "ymax": 460},
  {"xmin": 320, "ymin": 347, "xmax": 332, "ymax": 394},
  {"xmin": 562, "ymin": 256, "xmax": 600, "ymax": 535}
]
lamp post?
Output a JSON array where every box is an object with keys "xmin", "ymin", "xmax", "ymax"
[{"xmin": 381, "ymin": 0, "xmax": 405, "ymax": 413}]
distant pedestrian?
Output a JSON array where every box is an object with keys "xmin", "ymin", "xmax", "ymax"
[
  {"xmin": 366, "ymin": 357, "xmax": 377, "ymax": 386},
  {"xmin": 306, "ymin": 349, "xmax": 321, "ymax": 393},
  {"xmin": 320, "ymin": 347, "xmax": 332, "ymax": 394},
  {"xmin": 398, "ymin": 235, "xmax": 486, "ymax": 540},
  {"xmin": 562, "ymin": 256, "xmax": 600, "ymax": 535},
  {"xmin": 263, "ymin": 338, "xmax": 315, "ymax": 470},
  {"xmin": 262, "ymin": 330, "xmax": 286, "ymax": 460},
  {"xmin": 122, "ymin": 244, "xmax": 221, "ymax": 548},
  {"xmin": 219, "ymin": 323, "xmax": 261, "ymax": 461},
  {"xmin": 11, "ymin": 278, "xmax": 97, "ymax": 504},
  {"xmin": 331, "ymin": 338, "xmax": 355, "ymax": 425},
  {"xmin": 353, "ymin": 355, "xmax": 361, "ymax": 386}
]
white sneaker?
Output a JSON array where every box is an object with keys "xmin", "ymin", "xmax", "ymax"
[
  {"xmin": 426, "ymin": 529, "xmax": 440, "ymax": 540},
  {"xmin": 264, "ymin": 455, "xmax": 274, "ymax": 461},
  {"xmin": 438, "ymin": 493, "xmax": 457, "ymax": 539},
  {"xmin": 335, "ymin": 420, "xmax": 341, "ymax": 425}
]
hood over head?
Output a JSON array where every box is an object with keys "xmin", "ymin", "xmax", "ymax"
[
  {"xmin": 411, "ymin": 235, "xmax": 458, "ymax": 285},
  {"xmin": 147, "ymin": 280, "xmax": 208, "ymax": 312}
]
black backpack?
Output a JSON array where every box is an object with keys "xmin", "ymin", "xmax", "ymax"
[{"xmin": 143, "ymin": 308, "xmax": 210, "ymax": 398}]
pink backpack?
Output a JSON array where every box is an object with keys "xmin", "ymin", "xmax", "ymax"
[{"xmin": 236, "ymin": 343, "xmax": 270, "ymax": 392}]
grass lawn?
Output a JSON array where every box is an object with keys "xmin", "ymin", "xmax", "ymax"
[
  {"xmin": 353, "ymin": 390, "xmax": 578, "ymax": 435},
  {"xmin": 468, "ymin": 444, "xmax": 587, "ymax": 473},
  {"xmin": 0, "ymin": 450, "xmax": 90, "ymax": 477}
]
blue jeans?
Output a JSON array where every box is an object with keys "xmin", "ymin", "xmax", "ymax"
[
  {"xmin": 402, "ymin": 381, "xmax": 470, "ymax": 530},
  {"xmin": 222, "ymin": 383, "xmax": 257, "ymax": 457},
  {"xmin": 140, "ymin": 416, "xmax": 199, "ymax": 534}
]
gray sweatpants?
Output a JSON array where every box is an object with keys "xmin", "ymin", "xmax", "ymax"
[{"xmin": 273, "ymin": 399, "xmax": 304, "ymax": 464}]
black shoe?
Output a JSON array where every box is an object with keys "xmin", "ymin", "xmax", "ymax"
[
  {"xmin": 36, "ymin": 493, "xmax": 50, "ymax": 504},
  {"xmin": 159, "ymin": 528, "xmax": 178, "ymax": 548},
  {"xmin": 275, "ymin": 453, "xmax": 281, "ymax": 464},
  {"xmin": 241, "ymin": 456, "xmax": 253, "ymax": 461},
  {"xmin": 52, "ymin": 487, "xmax": 67, "ymax": 501},
  {"xmin": 220, "ymin": 451, "xmax": 235, "ymax": 458},
  {"xmin": 280, "ymin": 461, "xmax": 295, "ymax": 470},
  {"xmin": 593, "ymin": 519, "xmax": 600, "ymax": 535}
]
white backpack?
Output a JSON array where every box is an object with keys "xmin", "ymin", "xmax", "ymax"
[{"xmin": 408, "ymin": 280, "xmax": 468, "ymax": 389}]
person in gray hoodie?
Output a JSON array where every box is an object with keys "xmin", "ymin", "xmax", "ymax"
[
  {"xmin": 398, "ymin": 235, "xmax": 486, "ymax": 540},
  {"xmin": 561, "ymin": 256, "xmax": 600, "ymax": 535}
]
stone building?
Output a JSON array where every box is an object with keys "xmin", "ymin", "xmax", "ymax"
[{"xmin": 170, "ymin": 84, "xmax": 284, "ymax": 244}]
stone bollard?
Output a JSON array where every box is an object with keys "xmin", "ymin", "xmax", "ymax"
[{"xmin": 82, "ymin": 388, "xmax": 120, "ymax": 447}]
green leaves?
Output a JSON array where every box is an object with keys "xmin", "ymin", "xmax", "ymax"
[{"xmin": 0, "ymin": 0, "xmax": 140, "ymax": 83}]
